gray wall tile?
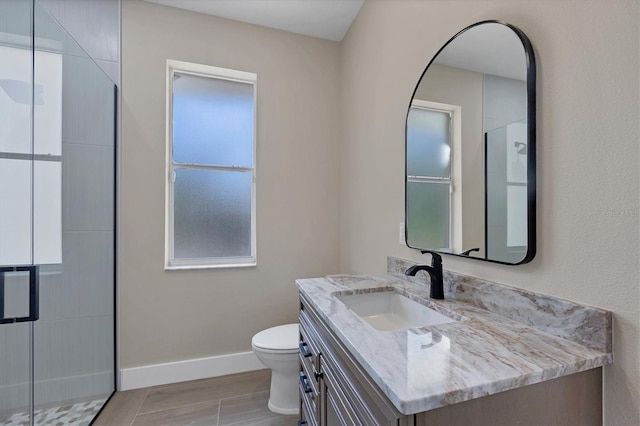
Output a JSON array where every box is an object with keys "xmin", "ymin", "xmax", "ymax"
[
  {"xmin": 62, "ymin": 0, "xmax": 119, "ymax": 62},
  {"xmin": 0, "ymin": 323, "xmax": 31, "ymax": 413},
  {"xmin": 37, "ymin": 232, "xmax": 113, "ymax": 321},
  {"xmin": 62, "ymin": 55, "xmax": 116, "ymax": 147},
  {"xmin": 38, "ymin": 0, "xmax": 120, "ymax": 85},
  {"xmin": 34, "ymin": 316, "xmax": 114, "ymax": 382},
  {"xmin": 36, "ymin": 265, "xmax": 64, "ymax": 321},
  {"xmin": 95, "ymin": 59, "xmax": 120, "ymax": 87},
  {"xmin": 38, "ymin": 0, "xmax": 65, "ymax": 21},
  {"xmin": 62, "ymin": 230, "xmax": 114, "ymax": 318},
  {"xmin": 62, "ymin": 143, "xmax": 115, "ymax": 232},
  {"xmin": 32, "ymin": 315, "xmax": 114, "ymax": 408}
]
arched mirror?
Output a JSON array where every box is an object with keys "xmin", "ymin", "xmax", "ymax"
[{"xmin": 405, "ymin": 20, "xmax": 536, "ymax": 264}]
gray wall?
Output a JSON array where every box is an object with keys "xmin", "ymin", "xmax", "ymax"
[
  {"xmin": 120, "ymin": 0, "xmax": 341, "ymax": 369},
  {"xmin": 339, "ymin": 0, "xmax": 639, "ymax": 424},
  {"xmin": 483, "ymin": 74, "xmax": 526, "ymax": 133}
]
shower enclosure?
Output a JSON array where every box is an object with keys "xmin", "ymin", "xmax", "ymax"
[
  {"xmin": 0, "ymin": 1, "xmax": 116, "ymax": 424},
  {"xmin": 485, "ymin": 120, "xmax": 528, "ymax": 263}
]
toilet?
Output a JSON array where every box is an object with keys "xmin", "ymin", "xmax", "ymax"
[{"xmin": 251, "ymin": 323, "xmax": 300, "ymax": 415}]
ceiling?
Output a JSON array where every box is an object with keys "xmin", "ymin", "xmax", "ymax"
[{"xmin": 143, "ymin": 0, "xmax": 365, "ymax": 42}]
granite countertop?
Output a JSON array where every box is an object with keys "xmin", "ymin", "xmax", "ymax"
[{"xmin": 295, "ymin": 257, "xmax": 612, "ymax": 415}]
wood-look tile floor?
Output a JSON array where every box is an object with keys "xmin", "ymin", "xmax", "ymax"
[{"xmin": 94, "ymin": 370, "xmax": 298, "ymax": 426}]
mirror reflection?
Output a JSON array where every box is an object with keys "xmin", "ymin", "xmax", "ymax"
[{"xmin": 405, "ymin": 21, "xmax": 535, "ymax": 264}]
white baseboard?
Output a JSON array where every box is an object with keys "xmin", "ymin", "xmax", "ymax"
[{"xmin": 119, "ymin": 351, "xmax": 265, "ymax": 391}]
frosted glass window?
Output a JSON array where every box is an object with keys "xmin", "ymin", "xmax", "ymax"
[
  {"xmin": 407, "ymin": 107, "xmax": 450, "ymax": 178},
  {"xmin": 167, "ymin": 61, "xmax": 256, "ymax": 268},
  {"xmin": 406, "ymin": 182, "xmax": 450, "ymax": 250},
  {"xmin": 173, "ymin": 73, "xmax": 254, "ymax": 167},
  {"xmin": 174, "ymin": 170, "xmax": 251, "ymax": 259}
]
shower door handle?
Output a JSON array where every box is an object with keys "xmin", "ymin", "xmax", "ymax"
[{"xmin": 0, "ymin": 265, "xmax": 39, "ymax": 324}]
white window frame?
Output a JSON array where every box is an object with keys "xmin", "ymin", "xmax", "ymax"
[{"xmin": 165, "ymin": 60, "xmax": 257, "ymax": 270}]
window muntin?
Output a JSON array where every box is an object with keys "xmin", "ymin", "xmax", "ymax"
[{"xmin": 166, "ymin": 61, "xmax": 256, "ymax": 269}]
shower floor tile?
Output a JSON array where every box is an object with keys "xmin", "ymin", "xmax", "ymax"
[{"xmin": 1, "ymin": 398, "xmax": 106, "ymax": 426}]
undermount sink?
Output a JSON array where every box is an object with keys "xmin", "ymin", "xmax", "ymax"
[{"xmin": 335, "ymin": 289, "xmax": 456, "ymax": 331}]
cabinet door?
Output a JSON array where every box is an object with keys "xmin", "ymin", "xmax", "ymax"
[
  {"xmin": 300, "ymin": 392, "xmax": 316, "ymax": 426},
  {"xmin": 321, "ymin": 367, "xmax": 363, "ymax": 426},
  {"xmin": 325, "ymin": 389, "xmax": 346, "ymax": 426}
]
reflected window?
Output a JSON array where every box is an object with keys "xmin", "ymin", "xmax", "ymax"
[
  {"xmin": 406, "ymin": 105, "xmax": 452, "ymax": 250},
  {"xmin": 166, "ymin": 61, "xmax": 256, "ymax": 269},
  {"xmin": 0, "ymin": 46, "xmax": 62, "ymax": 266}
]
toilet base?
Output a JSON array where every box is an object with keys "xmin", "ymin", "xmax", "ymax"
[
  {"xmin": 268, "ymin": 399, "xmax": 299, "ymax": 415},
  {"xmin": 266, "ymin": 367, "xmax": 299, "ymax": 415}
]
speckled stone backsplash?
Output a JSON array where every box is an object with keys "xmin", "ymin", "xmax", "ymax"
[{"xmin": 387, "ymin": 256, "xmax": 612, "ymax": 354}]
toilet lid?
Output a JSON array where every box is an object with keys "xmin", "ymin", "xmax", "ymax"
[{"xmin": 252, "ymin": 323, "xmax": 299, "ymax": 351}]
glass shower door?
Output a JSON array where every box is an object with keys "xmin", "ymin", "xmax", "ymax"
[
  {"xmin": 1, "ymin": 1, "xmax": 116, "ymax": 424},
  {"xmin": 0, "ymin": 0, "xmax": 36, "ymax": 423}
]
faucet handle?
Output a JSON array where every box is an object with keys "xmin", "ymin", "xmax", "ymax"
[
  {"xmin": 461, "ymin": 247, "xmax": 480, "ymax": 256},
  {"xmin": 420, "ymin": 250, "xmax": 442, "ymax": 267}
]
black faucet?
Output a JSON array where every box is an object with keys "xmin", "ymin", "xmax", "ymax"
[{"xmin": 404, "ymin": 250, "xmax": 444, "ymax": 299}]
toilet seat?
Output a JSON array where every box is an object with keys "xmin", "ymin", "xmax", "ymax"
[{"xmin": 252, "ymin": 323, "xmax": 298, "ymax": 353}]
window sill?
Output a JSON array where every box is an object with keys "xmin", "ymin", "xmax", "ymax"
[{"xmin": 165, "ymin": 259, "xmax": 257, "ymax": 271}]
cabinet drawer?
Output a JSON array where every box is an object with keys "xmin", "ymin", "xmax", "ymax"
[
  {"xmin": 299, "ymin": 372, "xmax": 318, "ymax": 422},
  {"xmin": 299, "ymin": 352, "xmax": 320, "ymax": 395},
  {"xmin": 299, "ymin": 383, "xmax": 318, "ymax": 426},
  {"xmin": 299, "ymin": 313, "xmax": 320, "ymax": 369},
  {"xmin": 299, "ymin": 313, "xmax": 322, "ymax": 393}
]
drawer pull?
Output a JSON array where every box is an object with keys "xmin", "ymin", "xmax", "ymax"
[
  {"xmin": 298, "ymin": 420, "xmax": 308, "ymax": 426},
  {"xmin": 299, "ymin": 373, "xmax": 313, "ymax": 393},
  {"xmin": 299, "ymin": 342, "xmax": 313, "ymax": 358},
  {"xmin": 314, "ymin": 369, "xmax": 323, "ymax": 380}
]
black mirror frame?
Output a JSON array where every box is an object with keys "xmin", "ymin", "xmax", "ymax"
[{"xmin": 404, "ymin": 20, "xmax": 536, "ymax": 265}]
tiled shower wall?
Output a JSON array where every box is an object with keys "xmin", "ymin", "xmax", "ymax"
[
  {"xmin": 40, "ymin": 0, "xmax": 118, "ymax": 409},
  {"xmin": 39, "ymin": 0, "xmax": 120, "ymax": 85},
  {"xmin": 33, "ymin": 50, "xmax": 116, "ymax": 409}
]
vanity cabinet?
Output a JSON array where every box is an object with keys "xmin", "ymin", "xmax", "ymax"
[{"xmin": 298, "ymin": 293, "xmax": 603, "ymax": 426}]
